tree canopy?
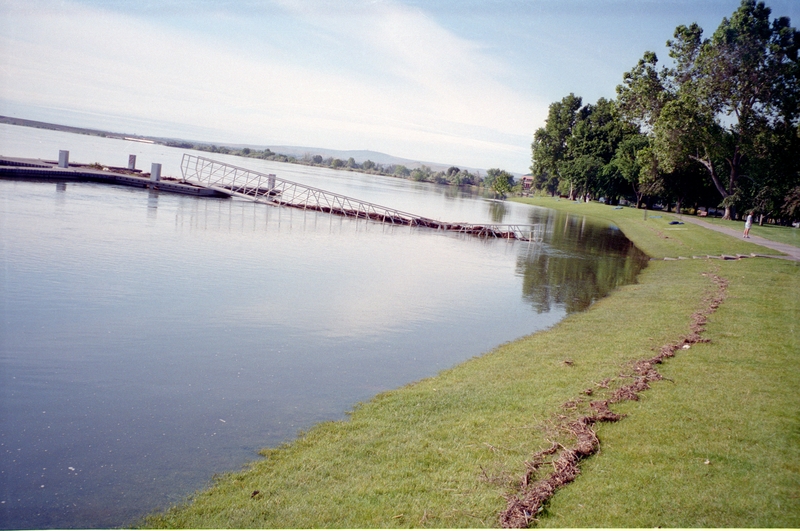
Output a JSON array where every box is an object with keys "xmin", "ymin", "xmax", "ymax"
[
  {"xmin": 485, "ymin": 168, "xmax": 516, "ymax": 198},
  {"xmin": 531, "ymin": 0, "xmax": 800, "ymax": 222}
]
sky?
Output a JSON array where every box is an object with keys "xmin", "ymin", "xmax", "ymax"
[{"xmin": 1, "ymin": 0, "xmax": 797, "ymax": 173}]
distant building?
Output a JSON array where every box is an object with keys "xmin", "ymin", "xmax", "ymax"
[{"xmin": 521, "ymin": 175, "xmax": 534, "ymax": 193}]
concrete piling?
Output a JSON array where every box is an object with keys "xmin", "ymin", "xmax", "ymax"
[
  {"xmin": 58, "ymin": 150, "xmax": 69, "ymax": 168},
  {"xmin": 150, "ymin": 163, "xmax": 161, "ymax": 182}
]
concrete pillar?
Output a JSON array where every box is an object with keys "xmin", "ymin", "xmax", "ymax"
[
  {"xmin": 150, "ymin": 163, "xmax": 161, "ymax": 182},
  {"xmin": 58, "ymin": 150, "xmax": 69, "ymax": 168},
  {"xmin": 128, "ymin": 155, "xmax": 137, "ymax": 170}
]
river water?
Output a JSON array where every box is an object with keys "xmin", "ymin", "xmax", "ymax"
[{"xmin": 0, "ymin": 124, "xmax": 648, "ymax": 529}]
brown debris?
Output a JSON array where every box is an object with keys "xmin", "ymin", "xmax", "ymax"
[
  {"xmin": 587, "ymin": 400, "xmax": 624, "ymax": 423},
  {"xmin": 499, "ymin": 273, "xmax": 727, "ymax": 528}
]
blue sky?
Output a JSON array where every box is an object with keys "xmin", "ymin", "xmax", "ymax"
[{"xmin": 1, "ymin": 0, "xmax": 797, "ymax": 173}]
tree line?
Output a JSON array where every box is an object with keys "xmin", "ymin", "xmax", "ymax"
[
  {"xmin": 530, "ymin": 0, "xmax": 800, "ymax": 223},
  {"xmin": 165, "ymin": 142, "xmax": 519, "ymax": 196}
]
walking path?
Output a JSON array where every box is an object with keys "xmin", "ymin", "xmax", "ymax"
[{"xmin": 679, "ymin": 215, "xmax": 800, "ymax": 262}]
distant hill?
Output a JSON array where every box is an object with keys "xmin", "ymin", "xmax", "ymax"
[
  {"xmin": 0, "ymin": 115, "xmax": 491, "ymax": 175},
  {"xmin": 247, "ymin": 146, "xmax": 465, "ymax": 174},
  {"xmin": 0, "ymin": 115, "xmax": 129, "ymax": 139}
]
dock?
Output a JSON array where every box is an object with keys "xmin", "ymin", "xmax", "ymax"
[
  {"xmin": 180, "ymin": 154, "xmax": 544, "ymax": 241},
  {"xmin": 0, "ymin": 155, "xmax": 228, "ymax": 197},
  {"xmin": 1, "ymin": 151, "xmax": 544, "ymax": 242}
]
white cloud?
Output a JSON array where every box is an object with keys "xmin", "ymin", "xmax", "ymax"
[{"xmin": 1, "ymin": 0, "xmax": 545, "ymax": 171}]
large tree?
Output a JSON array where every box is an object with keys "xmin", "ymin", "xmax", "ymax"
[
  {"xmin": 530, "ymin": 94, "xmax": 582, "ymax": 197},
  {"xmin": 533, "ymin": 1, "xmax": 798, "ymax": 218},
  {"xmin": 656, "ymin": 1, "xmax": 800, "ymax": 218},
  {"xmin": 562, "ymin": 97, "xmax": 635, "ymax": 201},
  {"xmin": 532, "ymin": 96, "xmax": 633, "ymax": 201}
]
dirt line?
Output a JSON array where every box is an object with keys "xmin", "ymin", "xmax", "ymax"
[{"xmin": 499, "ymin": 272, "xmax": 728, "ymax": 528}]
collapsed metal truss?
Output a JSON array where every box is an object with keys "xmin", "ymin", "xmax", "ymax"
[{"xmin": 180, "ymin": 154, "xmax": 544, "ymax": 241}]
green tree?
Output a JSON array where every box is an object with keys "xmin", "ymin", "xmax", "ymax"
[
  {"xmin": 608, "ymin": 133, "xmax": 653, "ymax": 207},
  {"xmin": 531, "ymin": 93, "xmax": 582, "ymax": 197},
  {"xmin": 486, "ymin": 168, "xmax": 515, "ymax": 198},
  {"xmin": 783, "ymin": 186, "xmax": 800, "ymax": 221},
  {"xmin": 738, "ymin": 123, "xmax": 800, "ymax": 222},
  {"xmin": 616, "ymin": 51, "xmax": 673, "ymax": 131},
  {"xmin": 655, "ymin": 1, "xmax": 800, "ymax": 218},
  {"xmin": 563, "ymin": 98, "xmax": 634, "ymax": 200},
  {"xmin": 411, "ymin": 165, "xmax": 432, "ymax": 182},
  {"xmin": 392, "ymin": 165, "xmax": 410, "ymax": 177}
]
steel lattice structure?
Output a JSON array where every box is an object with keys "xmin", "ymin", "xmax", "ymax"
[{"xmin": 180, "ymin": 154, "xmax": 544, "ymax": 241}]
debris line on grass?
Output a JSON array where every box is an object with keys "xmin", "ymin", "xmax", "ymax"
[{"xmin": 499, "ymin": 273, "xmax": 728, "ymax": 528}]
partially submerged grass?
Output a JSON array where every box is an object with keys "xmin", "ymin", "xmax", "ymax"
[
  {"xmin": 515, "ymin": 196, "xmax": 777, "ymax": 258},
  {"xmin": 142, "ymin": 197, "xmax": 799, "ymax": 528}
]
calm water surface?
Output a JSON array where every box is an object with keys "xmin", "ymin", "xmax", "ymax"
[{"xmin": 0, "ymin": 126, "xmax": 648, "ymax": 529}]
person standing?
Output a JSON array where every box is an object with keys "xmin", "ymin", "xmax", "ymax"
[{"xmin": 743, "ymin": 211, "xmax": 753, "ymax": 238}]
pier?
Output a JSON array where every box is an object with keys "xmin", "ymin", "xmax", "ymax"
[
  {"xmin": 1, "ymin": 152, "xmax": 544, "ymax": 242},
  {"xmin": 180, "ymin": 154, "xmax": 544, "ymax": 241},
  {"xmin": 0, "ymin": 155, "xmax": 228, "ymax": 197}
]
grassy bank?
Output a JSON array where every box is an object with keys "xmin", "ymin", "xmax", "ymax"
[
  {"xmin": 700, "ymin": 215, "xmax": 800, "ymax": 247},
  {"xmin": 142, "ymin": 197, "xmax": 799, "ymax": 528}
]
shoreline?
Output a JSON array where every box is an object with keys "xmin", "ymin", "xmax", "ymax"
[
  {"xmin": 141, "ymin": 196, "xmax": 799, "ymax": 528},
  {"xmin": 0, "ymin": 117, "xmax": 496, "ymax": 183}
]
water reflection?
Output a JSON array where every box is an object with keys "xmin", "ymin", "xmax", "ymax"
[
  {"xmin": 147, "ymin": 189, "xmax": 159, "ymax": 219},
  {"xmin": 517, "ymin": 209, "xmax": 649, "ymax": 313},
  {"xmin": 488, "ymin": 200, "xmax": 508, "ymax": 223},
  {"xmin": 55, "ymin": 181, "xmax": 67, "ymax": 205},
  {"xmin": 167, "ymin": 194, "xmax": 412, "ymax": 239}
]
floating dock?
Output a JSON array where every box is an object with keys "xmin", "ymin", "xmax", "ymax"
[{"xmin": 0, "ymin": 155, "xmax": 228, "ymax": 197}]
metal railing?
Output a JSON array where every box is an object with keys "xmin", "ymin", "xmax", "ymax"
[{"xmin": 180, "ymin": 154, "xmax": 543, "ymax": 241}]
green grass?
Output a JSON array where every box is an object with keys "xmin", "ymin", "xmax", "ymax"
[
  {"xmin": 514, "ymin": 196, "xmax": 779, "ymax": 258},
  {"xmin": 538, "ymin": 259, "xmax": 800, "ymax": 527},
  {"xmin": 700, "ymin": 215, "xmax": 800, "ymax": 248},
  {"xmin": 141, "ymin": 197, "xmax": 799, "ymax": 529}
]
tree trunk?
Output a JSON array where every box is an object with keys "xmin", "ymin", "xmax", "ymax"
[
  {"xmin": 633, "ymin": 182, "xmax": 643, "ymax": 209},
  {"xmin": 692, "ymin": 148, "xmax": 738, "ymax": 220},
  {"xmin": 721, "ymin": 150, "xmax": 743, "ymax": 220}
]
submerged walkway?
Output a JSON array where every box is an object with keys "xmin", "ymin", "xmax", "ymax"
[
  {"xmin": 180, "ymin": 154, "xmax": 544, "ymax": 242},
  {"xmin": 679, "ymin": 216, "xmax": 800, "ymax": 262}
]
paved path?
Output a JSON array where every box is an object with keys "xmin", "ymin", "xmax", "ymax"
[{"xmin": 679, "ymin": 216, "xmax": 800, "ymax": 262}]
